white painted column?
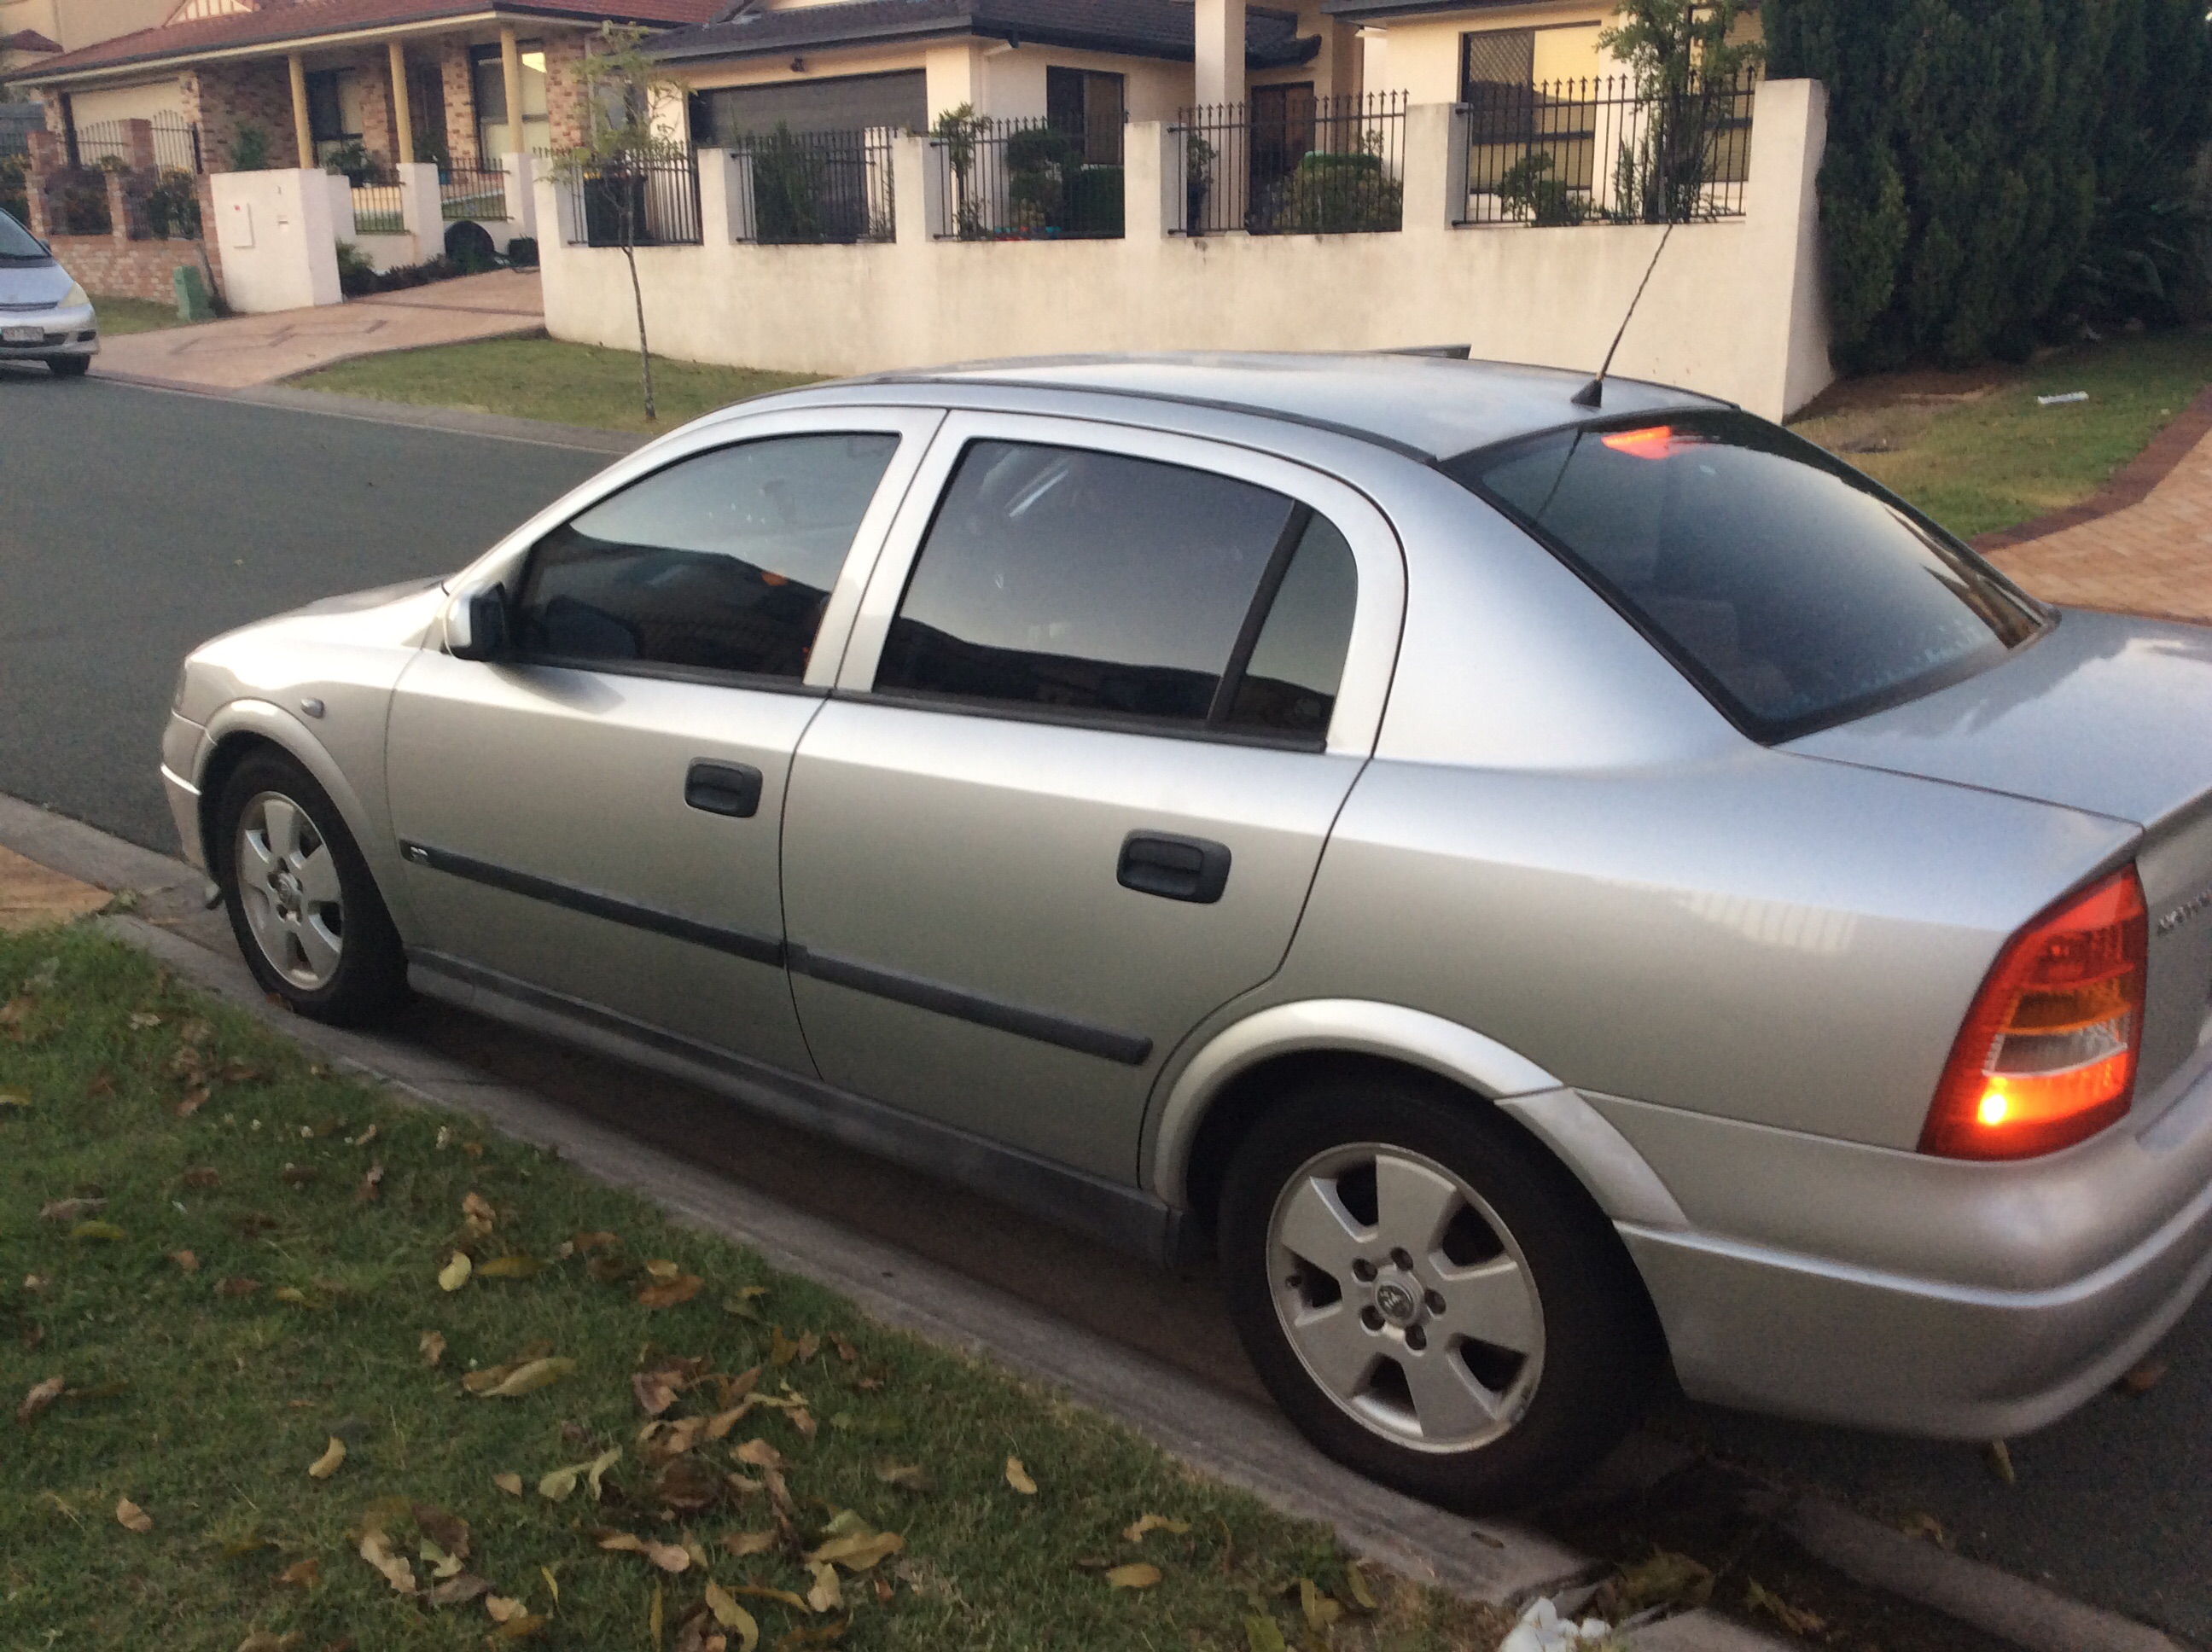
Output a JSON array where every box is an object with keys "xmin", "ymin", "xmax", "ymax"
[
  {"xmin": 1739, "ymin": 78, "xmax": 1833, "ymax": 419},
  {"xmin": 396, "ymin": 160, "xmax": 440, "ymax": 260},
  {"xmin": 897, "ymin": 131, "xmax": 938, "ymax": 242},
  {"xmin": 503, "ymin": 152, "xmax": 537, "ymax": 236},
  {"xmin": 1398, "ymin": 102, "xmax": 1455, "ymax": 236},
  {"xmin": 211, "ymin": 168, "xmax": 342, "ymax": 312},
  {"xmin": 533, "ymin": 163, "xmax": 577, "ymax": 247},
  {"xmin": 1123, "ymin": 120, "xmax": 1170, "ymax": 243},
  {"xmin": 699, "ymin": 147, "xmax": 755, "ymax": 243},
  {"xmin": 1194, "ymin": 0, "xmax": 1246, "ymax": 109}
]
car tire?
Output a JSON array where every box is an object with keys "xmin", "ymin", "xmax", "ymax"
[
  {"xmin": 1218, "ymin": 1071, "xmax": 1661, "ymax": 1513},
  {"xmin": 213, "ymin": 749, "xmax": 408, "ymax": 1026},
  {"xmin": 48, "ymin": 356, "xmax": 90, "ymax": 378}
]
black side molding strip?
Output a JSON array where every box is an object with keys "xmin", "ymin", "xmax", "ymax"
[
  {"xmin": 399, "ymin": 841, "xmax": 785, "ymax": 968},
  {"xmin": 789, "ymin": 944, "xmax": 1154, "ymax": 1067}
]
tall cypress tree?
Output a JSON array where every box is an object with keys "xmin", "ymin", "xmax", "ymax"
[{"xmin": 1766, "ymin": 0, "xmax": 2205, "ymax": 369}]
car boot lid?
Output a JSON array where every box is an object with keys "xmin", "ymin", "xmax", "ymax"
[{"xmin": 1786, "ymin": 608, "xmax": 2212, "ymax": 831}]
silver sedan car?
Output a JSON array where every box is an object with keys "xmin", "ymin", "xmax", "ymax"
[
  {"xmin": 0, "ymin": 206, "xmax": 96, "ymax": 375},
  {"xmin": 162, "ymin": 355, "xmax": 2212, "ymax": 1509}
]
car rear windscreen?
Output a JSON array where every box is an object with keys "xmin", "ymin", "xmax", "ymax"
[{"xmin": 1445, "ymin": 410, "xmax": 2046, "ymax": 741}]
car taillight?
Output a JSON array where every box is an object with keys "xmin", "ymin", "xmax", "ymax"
[{"xmin": 1922, "ymin": 867, "xmax": 2146, "ymax": 1160}]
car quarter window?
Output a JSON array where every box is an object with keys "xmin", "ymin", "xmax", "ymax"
[
  {"xmin": 515, "ymin": 433, "xmax": 900, "ymax": 681},
  {"xmin": 873, "ymin": 439, "xmax": 1359, "ymax": 737}
]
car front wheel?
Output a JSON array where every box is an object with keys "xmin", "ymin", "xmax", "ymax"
[
  {"xmin": 1218, "ymin": 1073, "xmax": 1660, "ymax": 1512},
  {"xmin": 214, "ymin": 749, "xmax": 407, "ymax": 1025}
]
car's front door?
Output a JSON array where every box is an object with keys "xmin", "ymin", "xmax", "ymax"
[
  {"xmin": 383, "ymin": 408, "xmax": 940, "ymax": 1066},
  {"xmin": 780, "ymin": 413, "xmax": 1404, "ymax": 1178}
]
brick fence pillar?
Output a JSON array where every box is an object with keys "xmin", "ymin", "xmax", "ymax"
[
  {"xmin": 124, "ymin": 119, "xmax": 157, "ymax": 173},
  {"xmin": 23, "ymin": 131, "xmax": 57, "ymax": 239},
  {"xmin": 105, "ymin": 171, "xmax": 132, "ymax": 244}
]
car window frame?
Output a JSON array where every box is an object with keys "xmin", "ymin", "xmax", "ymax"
[
  {"xmin": 835, "ymin": 410, "xmax": 1406, "ymax": 757},
  {"xmin": 471, "ymin": 405, "xmax": 944, "ymax": 695}
]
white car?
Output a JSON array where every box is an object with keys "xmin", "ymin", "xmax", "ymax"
[{"xmin": 0, "ymin": 206, "xmax": 96, "ymax": 376}]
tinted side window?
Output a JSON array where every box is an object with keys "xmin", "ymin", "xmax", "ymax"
[
  {"xmin": 875, "ymin": 440, "xmax": 1358, "ymax": 736},
  {"xmin": 1226, "ymin": 515, "xmax": 1359, "ymax": 736},
  {"xmin": 516, "ymin": 433, "xmax": 899, "ymax": 680}
]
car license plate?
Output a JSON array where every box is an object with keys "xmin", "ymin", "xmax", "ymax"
[{"xmin": 1, "ymin": 326, "xmax": 43, "ymax": 345}]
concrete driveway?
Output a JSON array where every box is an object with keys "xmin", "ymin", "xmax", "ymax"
[{"xmin": 92, "ymin": 268, "xmax": 544, "ymax": 391}]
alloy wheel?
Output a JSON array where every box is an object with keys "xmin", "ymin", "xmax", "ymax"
[
  {"xmin": 235, "ymin": 791, "xmax": 346, "ymax": 991},
  {"xmin": 1266, "ymin": 1143, "xmax": 1545, "ymax": 1452}
]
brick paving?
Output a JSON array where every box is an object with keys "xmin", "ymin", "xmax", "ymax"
[
  {"xmin": 1980, "ymin": 384, "xmax": 2212, "ymax": 623},
  {"xmin": 0, "ymin": 844, "xmax": 108, "ymax": 933}
]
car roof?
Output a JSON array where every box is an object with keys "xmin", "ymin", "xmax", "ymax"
[{"xmin": 822, "ymin": 352, "xmax": 1732, "ymax": 461}]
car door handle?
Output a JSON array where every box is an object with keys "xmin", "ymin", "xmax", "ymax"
[
  {"xmin": 1117, "ymin": 831, "xmax": 1231, "ymax": 904},
  {"xmin": 684, "ymin": 760, "xmax": 763, "ymax": 819}
]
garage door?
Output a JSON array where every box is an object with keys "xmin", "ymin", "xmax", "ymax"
[{"xmin": 700, "ymin": 72, "xmax": 927, "ymax": 141}]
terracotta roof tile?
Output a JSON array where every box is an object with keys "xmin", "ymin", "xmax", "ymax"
[{"xmin": 24, "ymin": 0, "xmax": 719, "ymax": 79}]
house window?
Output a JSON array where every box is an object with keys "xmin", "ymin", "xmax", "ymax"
[
  {"xmin": 1460, "ymin": 26, "xmax": 1534, "ymax": 105},
  {"xmin": 304, "ymin": 67, "xmax": 364, "ymax": 164},
  {"xmin": 1045, "ymin": 67, "xmax": 1124, "ymax": 165},
  {"xmin": 471, "ymin": 42, "xmax": 549, "ymax": 159}
]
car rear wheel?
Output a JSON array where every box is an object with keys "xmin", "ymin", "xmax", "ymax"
[
  {"xmin": 47, "ymin": 356, "xmax": 90, "ymax": 378},
  {"xmin": 214, "ymin": 750, "xmax": 407, "ymax": 1026},
  {"xmin": 1218, "ymin": 1073, "xmax": 1660, "ymax": 1512}
]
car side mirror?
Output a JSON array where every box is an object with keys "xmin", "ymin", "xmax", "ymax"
[{"xmin": 447, "ymin": 585, "xmax": 510, "ymax": 661}]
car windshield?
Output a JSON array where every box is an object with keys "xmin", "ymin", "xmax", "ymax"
[
  {"xmin": 0, "ymin": 207, "xmax": 49, "ymax": 262},
  {"xmin": 1445, "ymin": 410, "xmax": 2046, "ymax": 741}
]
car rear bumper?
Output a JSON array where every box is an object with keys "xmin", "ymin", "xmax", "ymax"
[{"xmin": 1625, "ymin": 1065, "xmax": 2212, "ymax": 1438}]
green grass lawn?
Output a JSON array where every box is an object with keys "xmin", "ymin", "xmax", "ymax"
[
  {"xmin": 0, "ymin": 925, "xmax": 1512, "ymax": 1652},
  {"xmin": 93, "ymin": 295, "xmax": 199, "ymax": 336},
  {"xmin": 1792, "ymin": 326, "xmax": 2212, "ymax": 541},
  {"xmin": 289, "ymin": 337, "xmax": 820, "ymax": 435}
]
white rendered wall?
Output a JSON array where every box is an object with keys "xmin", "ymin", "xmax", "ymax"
[
  {"xmin": 210, "ymin": 168, "xmax": 341, "ymax": 312},
  {"xmin": 538, "ymin": 81, "xmax": 1834, "ymax": 421}
]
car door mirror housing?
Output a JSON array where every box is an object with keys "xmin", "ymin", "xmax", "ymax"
[{"xmin": 447, "ymin": 585, "xmax": 510, "ymax": 661}]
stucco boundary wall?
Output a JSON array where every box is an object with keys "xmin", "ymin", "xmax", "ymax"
[{"xmin": 536, "ymin": 81, "xmax": 1832, "ymax": 422}]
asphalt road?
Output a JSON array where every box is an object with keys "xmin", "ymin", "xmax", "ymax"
[{"xmin": 6, "ymin": 375, "xmax": 2209, "ymax": 1645}]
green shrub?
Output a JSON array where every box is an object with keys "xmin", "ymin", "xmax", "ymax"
[
  {"xmin": 228, "ymin": 122, "xmax": 270, "ymax": 172},
  {"xmin": 143, "ymin": 167, "xmax": 200, "ymax": 240},
  {"xmin": 1276, "ymin": 150, "xmax": 1400, "ymax": 234},
  {"xmin": 1494, "ymin": 151, "xmax": 1592, "ymax": 226}
]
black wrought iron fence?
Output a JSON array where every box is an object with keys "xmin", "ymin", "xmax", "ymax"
[
  {"xmin": 343, "ymin": 159, "xmax": 405, "ymax": 235},
  {"xmin": 439, "ymin": 157, "xmax": 509, "ymax": 221},
  {"xmin": 1174, "ymin": 92, "xmax": 1405, "ymax": 236},
  {"xmin": 929, "ymin": 116, "xmax": 1124, "ymax": 241},
  {"xmin": 73, "ymin": 113, "xmax": 202, "ymax": 173},
  {"xmin": 556, "ymin": 144, "xmax": 703, "ymax": 247},
  {"xmin": 39, "ymin": 167, "xmax": 112, "ymax": 236},
  {"xmin": 1456, "ymin": 68, "xmax": 1756, "ymax": 226},
  {"xmin": 731, "ymin": 127, "xmax": 894, "ymax": 244}
]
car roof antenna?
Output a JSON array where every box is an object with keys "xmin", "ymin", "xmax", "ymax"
[{"xmin": 1571, "ymin": 220, "xmax": 1676, "ymax": 409}]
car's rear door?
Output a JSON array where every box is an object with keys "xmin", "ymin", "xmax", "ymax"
[
  {"xmin": 383, "ymin": 407, "xmax": 940, "ymax": 1067},
  {"xmin": 779, "ymin": 411, "xmax": 1404, "ymax": 1178}
]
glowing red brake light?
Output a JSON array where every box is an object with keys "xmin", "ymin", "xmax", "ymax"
[
  {"xmin": 1599, "ymin": 425, "xmax": 1711, "ymax": 462},
  {"xmin": 1921, "ymin": 868, "xmax": 2146, "ymax": 1160}
]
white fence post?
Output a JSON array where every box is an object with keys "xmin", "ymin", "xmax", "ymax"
[
  {"xmin": 1124, "ymin": 120, "xmax": 1167, "ymax": 243},
  {"xmin": 895, "ymin": 133, "xmax": 933, "ymax": 243},
  {"xmin": 534, "ymin": 164, "xmax": 577, "ymax": 248},
  {"xmin": 397, "ymin": 160, "xmax": 439, "ymax": 260},
  {"xmin": 1400, "ymin": 104, "xmax": 1455, "ymax": 236},
  {"xmin": 1740, "ymin": 78, "xmax": 1834, "ymax": 419},
  {"xmin": 504, "ymin": 151, "xmax": 537, "ymax": 237},
  {"xmin": 699, "ymin": 148, "xmax": 752, "ymax": 244}
]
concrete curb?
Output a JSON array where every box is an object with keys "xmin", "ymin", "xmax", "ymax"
[
  {"xmin": 1783, "ymin": 1498, "xmax": 2186, "ymax": 1652},
  {"xmin": 84, "ymin": 369, "xmax": 646, "ymax": 456}
]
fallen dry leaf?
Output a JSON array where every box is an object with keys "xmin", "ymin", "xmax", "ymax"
[
  {"xmin": 114, "ymin": 1496, "xmax": 153, "ymax": 1533},
  {"xmin": 705, "ymin": 1580, "xmax": 761, "ymax": 1649},
  {"xmin": 474, "ymin": 1357, "xmax": 574, "ymax": 1399},
  {"xmin": 478, "ymin": 1254, "xmax": 541, "ymax": 1280},
  {"xmin": 1004, "ymin": 1457, "xmax": 1037, "ymax": 1496},
  {"xmin": 18, "ymin": 1374, "xmax": 64, "ymax": 1424},
  {"xmin": 167, "ymin": 1249, "xmax": 200, "ymax": 1272},
  {"xmin": 1898, "ymin": 1512, "xmax": 1953, "ymax": 1549},
  {"xmin": 574, "ymin": 1230, "xmax": 620, "ymax": 1253},
  {"xmin": 128, "ymin": 1011, "xmax": 162, "ymax": 1029},
  {"xmin": 637, "ymin": 1272, "xmax": 704, "ymax": 1310},
  {"xmin": 276, "ymin": 1556, "xmax": 320, "ymax": 1589},
  {"xmin": 358, "ymin": 1528, "xmax": 417, "ymax": 1595},
  {"xmin": 280, "ymin": 1163, "xmax": 317, "ymax": 1187},
  {"xmin": 598, "ymin": 1530, "xmax": 690, "ymax": 1573},
  {"xmin": 0, "ymin": 1089, "xmax": 28, "ymax": 1108},
  {"xmin": 874, "ymin": 1461, "xmax": 932, "ymax": 1494},
  {"xmin": 420, "ymin": 1330, "xmax": 446, "ymax": 1367},
  {"xmin": 271, "ymin": 1286, "xmax": 314, "ymax": 1306},
  {"xmin": 721, "ymin": 1530, "xmax": 778, "ymax": 1558},
  {"xmin": 1744, "ymin": 1578, "xmax": 1825, "ymax": 1637},
  {"xmin": 734, "ymin": 1437, "xmax": 786, "ymax": 1472},
  {"xmin": 307, "ymin": 1436, "xmax": 347, "ymax": 1480},
  {"xmin": 806, "ymin": 1562, "xmax": 842, "ymax": 1614},
  {"xmin": 1122, "ymin": 1514, "xmax": 1190, "ymax": 1544},
  {"xmin": 485, "ymin": 1593, "xmax": 528, "ymax": 1624},
  {"xmin": 809, "ymin": 1531, "xmax": 905, "ymax": 1573},
  {"xmin": 1617, "ymin": 1548, "xmax": 1713, "ymax": 1614},
  {"xmin": 437, "ymin": 1253, "xmax": 472, "ymax": 1292},
  {"xmin": 348, "ymin": 1123, "xmax": 378, "ymax": 1148},
  {"xmin": 1987, "ymin": 1439, "xmax": 2017, "ymax": 1486},
  {"xmin": 216, "ymin": 1277, "xmax": 262, "ymax": 1299},
  {"xmin": 830, "ymin": 1333, "xmax": 859, "ymax": 1364},
  {"xmin": 1105, "ymin": 1562, "xmax": 1161, "ymax": 1590},
  {"xmin": 180, "ymin": 1166, "xmax": 220, "ymax": 1190},
  {"xmin": 2120, "ymin": 1358, "xmax": 2169, "ymax": 1396},
  {"xmin": 70, "ymin": 1219, "xmax": 125, "ymax": 1242},
  {"xmin": 235, "ymin": 1635, "xmax": 302, "ymax": 1652},
  {"xmin": 1343, "ymin": 1562, "xmax": 1378, "ymax": 1612},
  {"xmin": 463, "ymin": 1191, "xmax": 496, "ymax": 1224},
  {"xmin": 355, "ymin": 1165, "xmax": 384, "ymax": 1203},
  {"xmin": 427, "ymin": 1571, "xmax": 492, "ymax": 1608},
  {"xmin": 490, "ymin": 1471, "xmax": 524, "ymax": 1497},
  {"xmin": 39, "ymin": 1196, "xmax": 104, "ymax": 1223},
  {"xmin": 173, "ymin": 1088, "xmax": 208, "ymax": 1120},
  {"xmin": 633, "ymin": 1370, "xmax": 683, "ymax": 1416}
]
